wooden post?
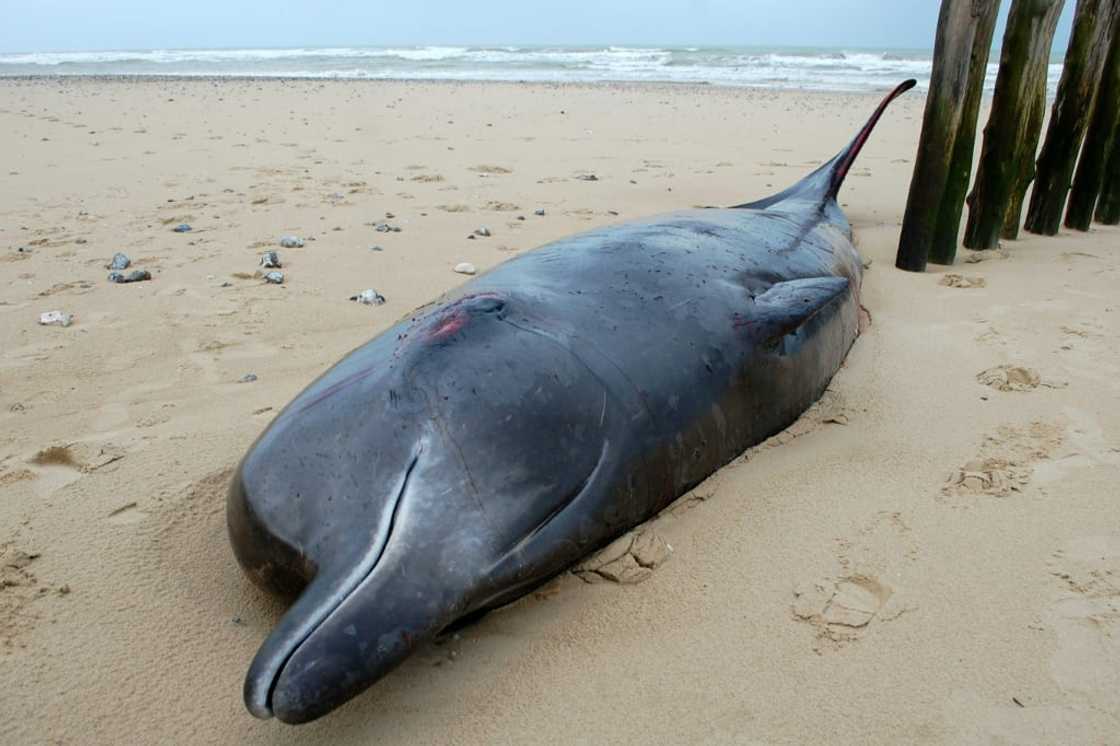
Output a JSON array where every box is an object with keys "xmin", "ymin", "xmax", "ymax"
[
  {"xmin": 897, "ymin": 0, "xmax": 1002, "ymax": 272},
  {"xmin": 964, "ymin": 0, "xmax": 1066, "ymax": 249},
  {"xmin": 1065, "ymin": 20, "xmax": 1120, "ymax": 229},
  {"xmin": 1097, "ymin": 143, "xmax": 1120, "ymax": 224},
  {"xmin": 1024, "ymin": 0, "xmax": 1120, "ymax": 235},
  {"xmin": 1001, "ymin": 84, "xmax": 1049, "ymax": 238}
]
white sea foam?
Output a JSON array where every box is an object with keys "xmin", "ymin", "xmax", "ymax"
[{"xmin": 0, "ymin": 46, "xmax": 1064, "ymax": 94}]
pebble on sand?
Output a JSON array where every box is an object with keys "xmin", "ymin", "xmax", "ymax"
[
  {"xmin": 172, "ymin": 223, "xmax": 192, "ymax": 233},
  {"xmin": 239, "ymin": 373, "xmax": 258, "ymax": 383},
  {"xmin": 259, "ymin": 251, "xmax": 282, "ymax": 268},
  {"xmin": 453, "ymin": 262, "xmax": 477, "ymax": 275},
  {"xmin": 350, "ymin": 289, "xmax": 387, "ymax": 305},
  {"xmin": 534, "ymin": 208, "xmax": 546, "ymax": 216},
  {"xmin": 279, "ymin": 236, "xmax": 304, "ymax": 248},
  {"xmin": 107, "ymin": 252, "xmax": 131, "ymax": 270},
  {"xmin": 263, "ymin": 271, "xmax": 284, "ymax": 284},
  {"xmin": 108, "ymin": 270, "xmax": 152, "ymax": 283},
  {"xmin": 374, "ymin": 223, "xmax": 402, "ymax": 233},
  {"xmin": 39, "ymin": 311, "xmax": 73, "ymax": 327}
]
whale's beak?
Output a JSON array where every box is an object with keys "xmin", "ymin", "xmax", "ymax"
[
  {"xmin": 236, "ymin": 445, "xmax": 482, "ymax": 724},
  {"xmin": 255, "ymin": 553, "xmax": 462, "ymax": 724}
]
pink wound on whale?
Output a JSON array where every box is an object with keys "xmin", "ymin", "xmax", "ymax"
[
  {"xmin": 429, "ymin": 311, "xmax": 469, "ymax": 339},
  {"xmin": 424, "ymin": 292, "xmax": 503, "ymax": 341}
]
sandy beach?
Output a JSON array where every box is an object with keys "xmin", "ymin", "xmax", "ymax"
[{"xmin": 1, "ymin": 77, "xmax": 1117, "ymax": 744}]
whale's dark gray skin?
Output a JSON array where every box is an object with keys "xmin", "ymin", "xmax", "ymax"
[{"xmin": 228, "ymin": 79, "xmax": 916, "ymax": 724}]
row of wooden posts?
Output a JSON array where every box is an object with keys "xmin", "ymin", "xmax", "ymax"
[{"xmin": 896, "ymin": 0, "xmax": 1120, "ymax": 272}]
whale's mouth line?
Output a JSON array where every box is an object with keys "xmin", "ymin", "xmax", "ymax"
[{"xmin": 254, "ymin": 446, "xmax": 422, "ymax": 718}]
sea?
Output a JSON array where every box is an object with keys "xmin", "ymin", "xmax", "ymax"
[{"xmin": 0, "ymin": 46, "xmax": 1063, "ymax": 94}]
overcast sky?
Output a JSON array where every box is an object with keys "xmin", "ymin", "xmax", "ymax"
[{"xmin": 0, "ymin": 1, "xmax": 1075, "ymax": 54}]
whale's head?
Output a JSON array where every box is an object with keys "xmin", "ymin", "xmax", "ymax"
[{"xmin": 228, "ymin": 293, "xmax": 612, "ymax": 723}]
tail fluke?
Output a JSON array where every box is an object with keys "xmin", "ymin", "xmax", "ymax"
[{"xmin": 734, "ymin": 79, "xmax": 916, "ymax": 210}]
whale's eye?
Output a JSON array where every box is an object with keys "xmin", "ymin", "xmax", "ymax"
[
  {"xmin": 468, "ymin": 293, "xmax": 508, "ymax": 313},
  {"xmin": 472, "ymin": 296, "xmax": 506, "ymax": 314}
]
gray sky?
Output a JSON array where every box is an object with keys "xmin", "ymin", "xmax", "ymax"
[{"xmin": 0, "ymin": 1, "xmax": 1075, "ymax": 53}]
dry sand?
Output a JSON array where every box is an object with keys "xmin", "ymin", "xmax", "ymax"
[{"xmin": 1, "ymin": 78, "xmax": 1118, "ymax": 745}]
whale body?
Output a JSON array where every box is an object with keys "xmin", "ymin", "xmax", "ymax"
[{"xmin": 228, "ymin": 79, "xmax": 916, "ymax": 724}]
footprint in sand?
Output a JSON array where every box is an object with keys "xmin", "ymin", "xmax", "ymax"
[
  {"xmin": 1033, "ymin": 408, "xmax": 1120, "ymax": 484},
  {"xmin": 0, "ymin": 468, "xmax": 36, "ymax": 488},
  {"xmin": 573, "ymin": 529, "xmax": 673, "ymax": 585},
  {"xmin": 1043, "ymin": 536, "xmax": 1120, "ymax": 715},
  {"xmin": 469, "ymin": 165, "xmax": 513, "ymax": 175},
  {"xmin": 793, "ymin": 511, "xmax": 917, "ymax": 651},
  {"xmin": 976, "ymin": 365, "xmax": 1041, "ymax": 392},
  {"xmin": 962, "ymin": 248, "xmax": 1009, "ymax": 264},
  {"xmin": 940, "ymin": 273, "xmax": 987, "ymax": 288},
  {"xmin": 483, "ymin": 200, "xmax": 520, "ymax": 212},
  {"xmin": 946, "ymin": 536, "xmax": 1119, "ymax": 739},
  {"xmin": 792, "ymin": 575, "xmax": 895, "ymax": 649},
  {"xmin": 1060, "ymin": 320, "xmax": 1104, "ymax": 340},
  {"xmin": 943, "ymin": 421, "xmax": 1064, "ymax": 499},
  {"xmin": 24, "ymin": 442, "xmax": 126, "ymax": 494},
  {"xmin": 944, "ymin": 457, "xmax": 1031, "ymax": 496},
  {"xmin": 1, "ymin": 542, "xmax": 67, "ymax": 649},
  {"xmin": 28, "ymin": 441, "xmax": 124, "ymax": 471},
  {"xmin": 37, "ymin": 280, "xmax": 94, "ymax": 298}
]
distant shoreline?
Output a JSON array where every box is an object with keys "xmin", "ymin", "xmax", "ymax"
[
  {"xmin": 0, "ymin": 45, "xmax": 1066, "ymax": 96},
  {"xmin": 0, "ymin": 45, "xmax": 993, "ymax": 94},
  {"xmin": 0, "ymin": 75, "xmax": 918, "ymax": 97}
]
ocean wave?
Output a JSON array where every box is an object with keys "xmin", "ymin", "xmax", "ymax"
[{"xmin": 0, "ymin": 45, "xmax": 1064, "ymax": 94}]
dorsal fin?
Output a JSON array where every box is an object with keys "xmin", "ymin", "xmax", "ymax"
[
  {"xmin": 751, "ymin": 277, "xmax": 850, "ymax": 344},
  {"xmin": 733, "ymin": 79, "xmax": 916, "ymax": 211}
]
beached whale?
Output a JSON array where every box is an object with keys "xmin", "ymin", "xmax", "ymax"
[{"xmin": 228, "ymin": 79, "xmax": 916, "ymax": 724}]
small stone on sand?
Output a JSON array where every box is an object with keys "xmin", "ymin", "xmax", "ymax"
[
  {"xmin": 259, "ymin": 251, "xmax": 281, "ymax": 268},
  {"xmin": 279, "ymin": 236, "xmax": 303, "ymax": 248},
  {"xmin": 39, "ymin": 311, "xmax": 73, "ymax": 327},
  {"xmin": 108, "ymin": 270, "xmax": 151, "ymax": 284},
  {"xmin": 350, "ymin": 289, "xmax": 387, "ymax": 305},
  {"xmin": 453, "ymin": 262, "xmax": 477, "ymax": 275}
]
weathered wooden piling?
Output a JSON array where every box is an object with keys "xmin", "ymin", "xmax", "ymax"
[
  {"xmin": 1024, "ymin": 0, "xmax": 1120, "ymax": 235},
  {"xmin": 1001, "ymin": 88, "xmax": 1049, "ymax": 238},
  {"xmin": 964, "ymin": 0, "xmax": 1066, "ymax": 249},
  {"xmin": 1097, "ymin": 145, "xmax": 1120, "ymax": 224},
  {"xmin": 897, "ymin": 0, "xmax": 1002, "ymax": 272},
  {"xmin": 1065, "ymin": 20, "xmax": 1120, "ymax": 229}
]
